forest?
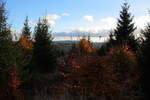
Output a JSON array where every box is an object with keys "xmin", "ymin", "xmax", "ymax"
[{"xmin": 0, "ymin": 1, "xmax": 150, "ymax": 100}]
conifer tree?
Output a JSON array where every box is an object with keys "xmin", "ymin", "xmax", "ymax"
[
  {"xmin": 99, "ymin": 3, "xmax": 138, "ymax": 56},
  {"xmin": 21, "ymin": 16, "xmax": 31, "ymax": 39},
  {"xmin": 140, "ymin": 23, "xmax": 150, "ymax": 100},
  {"xmin": 114, "ymin": 2, "xmax": 138, "ymax": 51},
  {"xmin": 0, "ymin": 2, "xmax": 17, "ymax": 99},
  {"xmin": 31, "ymin": 18, "xmax": 57, "ymax": 73},
  {"xmin": 18, "ymin": 16, "xmax": 32, "ymax": 82},
  {"xmin": 0, "ymin": 1, "xmax": 13, "ymax": 70}
]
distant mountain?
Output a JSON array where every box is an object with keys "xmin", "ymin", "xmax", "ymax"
[
  {"xmin": 53, "ymin": 40, "xmax": 77, "ymax": 43},
  {"xmin": 52, "ymin": 30, "xmax": 110, "ymax": 37},
  {"xmin": 52, "ymin": 28, "xmax": 141, "ymax": 38}
]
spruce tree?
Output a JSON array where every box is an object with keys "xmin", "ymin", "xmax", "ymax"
[
  {"xmin": 18, "ymin": 16, "xmax": 32, "ymax": 82},
  {"xmin": 32, "ymin": 19, "xmax": 57, "ymax": 73},
  {"xmin": 0, "ymin": 2, "xmax": 16, "ymax": 99},
  {"xmin": 140, "ymin": 23, "xmax": 150, "ymax": 100},
  {"xmin": 114, "ymin": 2, "xmax": 138, "ymax": 51},
  {"xmin": 21, "ymin": 16, "xmax": 31, "ymax": 39},
  {"xmin": 0, "ymin": 1, "xmax": 13, "ymax": 70}
]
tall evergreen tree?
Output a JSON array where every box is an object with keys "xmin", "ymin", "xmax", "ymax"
[
  {"xmin": 0, "ymin": 1, "xmax": 13, "ymax": 70},
  {"xmin": 21, "ymin": 16, "xmax": 31, "ymax": 39},
  {"xmin": 31, "ymin": 18, "xmax": 57, "ymax": 73},
  {"xmin": 0, "ymin": 2, "xmax": 17, "ymax": 99},
  {"xmin": 99, "ymin": 3, "xmax": 138, "ymax": 56},
  {"xmin": 140, "ymin": 23, "xmax": 150, "ymax": 100},
  {"xmin": 18, "ymin": 16, "xmax": 32, "ymax": 82},
  {"xmin": 114, "ymin": 2, "xmax": 138, "ymax": 51}
]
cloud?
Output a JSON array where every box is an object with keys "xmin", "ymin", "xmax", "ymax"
[
  {"xmin": 42, "ymin": 13, "xmax": 70, "ymax": 26},
  {"xmin": 83, "ymin": 15, "xmax": 94, "ymax": 22},
  {"xmin": 40, "ymin": 14, "xmax": 61, "ymax": 26},
  {"xmin": 100, "ymin": 17, "xmax": 116, "ymax": 25},
  {"xmin": 44, "ymin": 14, "xmax": 61, "ymax": 20},
  {"xmin": 47, "ymin": 20, "xmax": 56, "ymax": 26},
  {"xmin": 11, "ymin": 29, "xmax": 21, "ymax": 40},
  {"xmin": 62, "ymin": 13, "xmax": 70, "ymax": 16},
  {"xmin": 100, "ymin": 17, "xmax": 117, "ymax": 29},
  {"xmin": 134, "ymin": 15, "xmax": 150, "ymax": 28},
  {"xmin": 75, "ymin": 15, "xmax": 150, "ymax": 33},
  {"xmin": 28, "ymin": 13, "xmax": 70, "ymax": 27},
  {"xmin": 69, "ymin": 17, "xmax": 116, "ymax": 33},
  {"xmin": 29, "ymin": 20, "xmax": 37, "ymax": 26},
  {"xmin": 29, "ymin": 19, "xmax": 56, "ymax": 27},
  {"xmin": 28, "ymin": 14, "xmax": 62, "ymax": 27}
]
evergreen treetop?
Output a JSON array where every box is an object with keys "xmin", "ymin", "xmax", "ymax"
[
  {"xmin": 31, "ymin": 18, "xmax": 57, "ymax": 73},
  {"xmin": 22, "ymin": 16, "xmax": 31, "ymax": 39},
  {"xmin": 0, "ymin": 2, "xmax": 11, "ymax": 40},
  {"xmin": 114, "ymin": 2, "xmax": 138, "ymax": 51},
  {"xmin": 0, "ymin": 1, "xmax": 13, "ymax": 70}
]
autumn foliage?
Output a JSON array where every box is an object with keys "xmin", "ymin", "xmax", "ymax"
[
  {"xmin": 8, "ymin": 65, "xmax": 22, "ymax": 100},
  {"xmin": 0, "ymin": 65, "xmax": 21, "ymax": 100},
  {"xmin": 19, "ymin": 36, "xmax": 32, "ymax": 49},
  {"xmin": 58, "ymin": 45, "xmax": 140, "ymax": 99},
  {"xmin": 72, "ymin": 38, "xmax": 96, "ymax": 54}
]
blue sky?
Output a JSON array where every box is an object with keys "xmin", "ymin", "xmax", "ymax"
[{"xmin": 6, "ymin": 0, "xmax": 150, "ymax": 33}]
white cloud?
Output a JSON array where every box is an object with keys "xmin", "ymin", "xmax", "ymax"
[
  {"xmin": 100, "ymin": 17, "xmax": 116, "ymax": 25},
  {"xmin": 29, "ymin": 19, "xmax": 56, "ymax": 27},
  {"xmin": 47, "ymin": 20, "xmax": 56, "ymax": 26},
  {"xmin": 43, "ymin": 13, "xmax": 71, "ymax": 26},
  {"xmin": 100, "ymin": 17, "xmax": 117, "ymax": 29},
  {"xmin": 44, "ymin": 14, "xmax": 61, "ymax": 20},
  {"xmin": 62, "ymin": 13, "xmax": 70, "ymax": 16},
  {"xmin": 11, "ymin": 29, "xmax": 21, "ymax": 40},
  {"xmin": 29, "ymin": 20, "xmax": 37, "ymax": 26},
  {"xmin": 42, "ymin": 14, "xmax": 61, "ymax": 26},
  {"xmin": 70, "ymin": 17, "xmax": 116, "ymax": 33},
  {"xmin": 28, "ymin": 13, "xmax": 71, "ymax": 27},
  {"xmin": 72, "ymin": 15, "xmax": 150, "ymax": 33},
  {"xmin": 83, "ymin": 15, "xmax": 94, "ymax": 22},
  {"xmin": 134, "ymin": 15, "xmax": 150, "ymax": 28}
]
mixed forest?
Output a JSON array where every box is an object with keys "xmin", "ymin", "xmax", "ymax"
[{"xmin": 1, "ymin": 1, "xmax": 150, "ymax": 100}]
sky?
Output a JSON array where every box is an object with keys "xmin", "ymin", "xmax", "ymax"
[{"xmin": 5, "ymin": 0, "xmax": 150, "ymax": 33}]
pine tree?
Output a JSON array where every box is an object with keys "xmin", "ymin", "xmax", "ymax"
[
  {"xmin": 114, "ymin": 2, "xmax": 138, "ymax": 51},
  {"xmin": 21, "ymin": 16, "xmax": 31, "ymax": 39},
  {"xmin": 140, "ymin": 23, "xmax": 150, "ymax": 100},
  {"xmin": 31, "ymin": 18, "xmax": 57, "ymax": 73},
  {"xmin": 0, "ymin": 1, "xmax": 13, "ymax": 70}
]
